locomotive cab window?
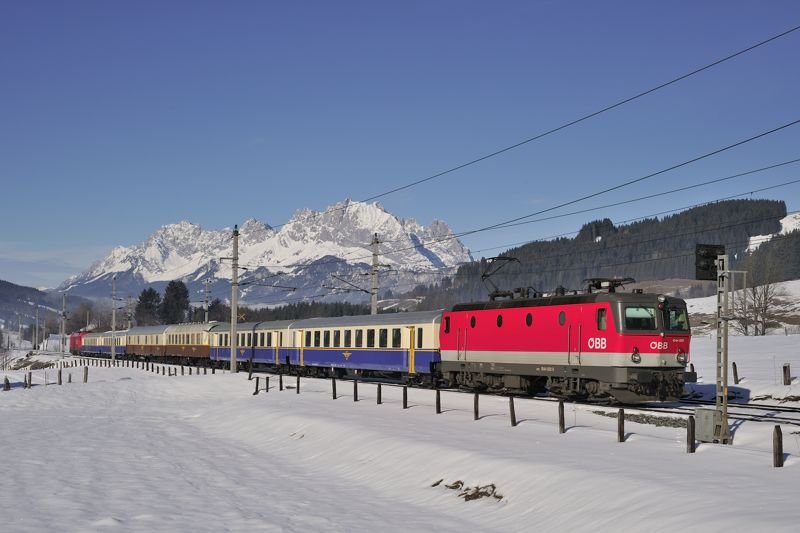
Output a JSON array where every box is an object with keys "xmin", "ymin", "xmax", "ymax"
[
  {"xmin": 665, "ymin": 306, "xmax": 689, "ymax": 331},
  {"xmin": 444, "ymin": 316, "xmax": 450, "ymax": 334},
  {"xmin": 624, "ymin": 306, "xmax": 657, "ymax": 330},
  {"xmin": 597, "ymin": 308, "xmax": 607, "ymax": 331}
]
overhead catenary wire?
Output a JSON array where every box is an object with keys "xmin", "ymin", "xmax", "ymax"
[
  {"xmin": 248, "ymin": 206, "xmax": 800, "ymax": 305},
  {"xmin": 259, "ymin": 23, "xmax": 800, "ymax": 232},
  {"xmin": 240, "ymin": 142, "xmax": 800, "ymax": 273},
  {"xmin": 112, "ymin": 23, "xmax": 800, "ymax": 282}
]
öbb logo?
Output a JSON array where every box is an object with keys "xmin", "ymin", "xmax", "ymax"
[
  {"xmin": 650, "ymin": 341, "xmax": 669, "ymax": 350},
  {"xmin": 587, "ymin": 337, "xmax": 607, "ymax": 350}
]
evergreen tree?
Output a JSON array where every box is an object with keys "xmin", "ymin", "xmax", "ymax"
[
  {"xmin": 159, "ymin": 281, "xmax": 190, "ymax": 324},
  {"xmin": 135, "ymin": 288, "xmax": 162, "ymax": 326}
]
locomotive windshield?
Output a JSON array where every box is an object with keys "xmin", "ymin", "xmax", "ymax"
[
  {"xmin": 664, "ymin": 306, "xmax": 689, "ymax": 332},
  {"xmin": 624, "ymin": 306, "xmax": 657, "ymax": 330}
]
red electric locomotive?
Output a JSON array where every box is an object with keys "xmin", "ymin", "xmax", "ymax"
[
  {"xmin": 439, "ymin": 279, "xmax": 694, "ymax": 403},
  {"xmin": 69, "ymin": 329, "xmax": 92, "ymax": 355}
]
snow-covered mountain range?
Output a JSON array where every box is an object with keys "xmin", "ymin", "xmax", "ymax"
[{"xmin": 58, "ymin": 200, "xmax": 472, "ymax": 306}]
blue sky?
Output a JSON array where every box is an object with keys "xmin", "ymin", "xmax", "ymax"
[{"xmin": 1, "ymin": 0, "xmax": 799, "ymax": 288}]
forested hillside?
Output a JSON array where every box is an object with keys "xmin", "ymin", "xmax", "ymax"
[{"xmin": 409, "ymin": 199, "xmax": 789, "ymax": 309}]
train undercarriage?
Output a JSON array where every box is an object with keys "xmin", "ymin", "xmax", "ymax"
[{"xmin": 440, "ymin": 361, "xmax": 694, "ymax": 404}]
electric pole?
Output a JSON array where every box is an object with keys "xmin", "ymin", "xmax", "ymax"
[
  {"xmin": 714, "ymin": 254, "xmax": 732, "ymax": 444},
  {"xmin": 60, "ymin": 293, "xmax": 67, "ymax": 354},
  {"xmin": 371, "ymin": 233, "xmax": 379, "ymax": 315},
  {"xmin": 35, "ymin": 305, "xmax": 39, "ymax": 351},
  {"xmin": 127, "ymin": 295, "xmax": 133, "ymax": 329},
  {"xmin": 203, "ymin": 278, "xmax": 212, "ymax": 323},
  {"xmin": 228, "ymin": 226, "xmax": 240, "ymax": 372},
  {"xmin": 111, "ymin": 274, "xmax": 117, "ymax": 362}
]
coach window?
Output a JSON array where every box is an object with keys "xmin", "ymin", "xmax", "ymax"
[
  {"xmin": 344, "ymin": 330, "xmax": 352, "ymax": 348},
  {"xmin": 470, "ymin": 316, "xmax": 476, "ymax": 328},
  {"xmin": 559, "ymin": 311, "xmax": 566, "ymax": 326},
  {"xmin": 267, "ymin": 332, "xmax": 272, "ymax": 347},
  {"xmin": 314, "ymin": 331, "xmax": 321, "ymax": 347},
  {"xmin": 305, "ymin": 331, "xmax": 311, "ymax": 347},
  {"xmin": 355, "ymin": 329, "xmax": 363, "ymax": 348},
  {"xmin": 444, "ymin": 316, "xmax": 450, "ymax": 333},
  {"xmin": 334, "ymin": 330, "xmax": 341, "ymax": 348},
  {"xmin": 417, "ymin": 328, "xmax": 424, "ymax": 348},
  {"xmin": 367, "ymin": 329, "xmax": 376, "ymax": 348},
  {"xmin": 247, "ymin": 333, "xmax": 253, "ymax": 346},
  {"xmin": 597, "ymin": 309, "xmax": 607, "ymax": 331},
  {"xmin": 324, "ymin": 331, "xmax": 330, "ymax": 348},
  {"xmin": 392, "ymin": 328, "xmax": 402, "ymax": 348},
  {"xmin": 378, "ymin": 328, "xmax": 388, "ymax": 348},
  {"xmin": 496, "ymin": 314, "xmax": 503, "ymax": 327}
]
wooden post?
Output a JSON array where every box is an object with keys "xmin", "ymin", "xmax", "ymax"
[
  {"xmin": 248, "ymin": 357, "xmax": 253, "ymax": 380},
  {"xmin": 279, "ymin": 373, "xmax": 283, "ymax": 391},
  {"xmin": 181, "ymin": 366, "xmax": 184, "ymax": 376},
  {"xmin": 68, "ymin": 373, "xmax": 72, "ymax": 384},
  {"xmin": 353, "ymin": 379, "xmax": 358, "ymax": 402},
  {"xmin": 435, "ymin": 389, "xmax": 441, "ymax": 414},
  {"xmin": 687, "ymin": 415, "xmax": 696, "ymax": 453},
  {"xmin": 402, "ymin": 386, "xmax": 408, "ymax": 409},
  {"xmin": 377, "ymin": 383, "xmax": 382, "ymax": 405},
  {"xmin": 783, "ymin": 364, "xmax": 791, "ymax": 386},
  {"xmin": 58, "ymin": 369, "xmax": 62, "ymax": 386},
  {"xmin": 558, "ymin": 400, "xmax": 565, "ymax": 434},
  {"xmin": 3, "ymin": 376, "xmax": 9, "ymax": 391},
  {"xmin": 732, "ymin": 361, "xmax": 740, "ymax": 385},
  {"xmin": 253, "ymin": 376, "xmax": 260, "ymax": 395},
  {"xmin": 617, "ymin": 408, "xmax": 625, "ymax": 442},
  {"xmin": 189, "ymin": 367, "xmax": 192, "ymax": 376},
  {"xmin": 296, "ymin": 375, "xmax": 300, "ymax": 394},
  {"xmin": 265, "ymin": 376, "xmax": 270, "ymax": 392},
  {"xmin": 473, "ymin": 392, "xmax": 479, "ymax": 421},
  {"xmin": 204, "ymin": 367, "xmax": 207, "ymax": 375},
  {"xmin": 509, "ymin": 396, "xmax": 517, "ymax": 427},
  {"xmin": 27, "ymin": 372, "xmax": 32, "ymax": 388},
  {"xmin": 212, "ymin": 367, "xmax": 216, "ymax": 374},
  {"xmin": 83, "ymin": 367, "xmax": 88, "ymax": 383},
  {"xmin": 332, "ymin": 378, "xmax": 337, "ymax": 400},
  {"xmin": 773, "ymin": 425, "xmax": 784, "ymax": 467}
]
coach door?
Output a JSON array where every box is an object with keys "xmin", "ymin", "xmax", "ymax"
[
  {"xmin": 294, "ymin": 330, "xmax": 304, "ymax": 367},
  {"xmin": 566, "ymin": 311, "xmax": 582, "ymax": 366},
  {"xmin": 456, "ymin": 322, "xmax": 468, "ymax": 361}
]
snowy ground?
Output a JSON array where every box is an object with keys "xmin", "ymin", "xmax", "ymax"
[{"xmin": 2, "ymin": 337, "xmax": 799, "ymax": 532}]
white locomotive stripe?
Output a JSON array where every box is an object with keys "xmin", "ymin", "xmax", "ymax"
[{"xmin": 440, "ymin": 350, "xmax": 685, "ymax": 369}]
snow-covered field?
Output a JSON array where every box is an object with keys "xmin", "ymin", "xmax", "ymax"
[{"xmin": 2, "ymin": 337, "xmax": 799, "ymax": 532}]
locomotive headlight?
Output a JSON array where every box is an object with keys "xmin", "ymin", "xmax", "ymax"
[
  {"xmin": 677, "ymin": 350, "xmax": 687, "ymax": 364},
  {"xmin": 631, "ymin": 347, "xmax": 641, "ymax": 364}
]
